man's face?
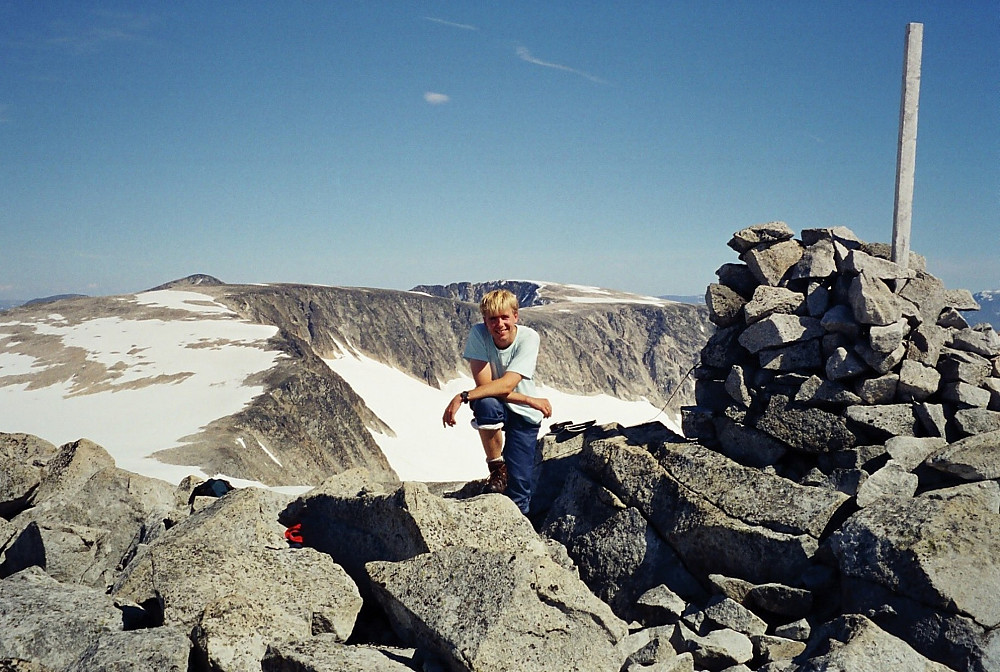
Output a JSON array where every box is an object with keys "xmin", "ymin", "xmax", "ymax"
[{"xmin": 484, "ymin": 309, "xmax": 518, "ymax": 348}]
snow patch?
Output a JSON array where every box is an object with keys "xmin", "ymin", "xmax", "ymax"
[
  {"xmin": 323, "ymin": 349, "xmax": 679, "ymax": 482},
  {"xmin": 0, "ymin": 312, "xmax": 284, "ymax": 485},
  {"xmin": 134, "ymin": 289, "xmax": 236, "ymax": 315}
]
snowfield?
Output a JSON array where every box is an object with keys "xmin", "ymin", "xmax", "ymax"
[
  {"xmin": 324, "ymin": 346, "xmax": 677, "ymax": 483},
  {"xmin": 0, "ymin": 288, "xmax": 681, "ymax": 488}
]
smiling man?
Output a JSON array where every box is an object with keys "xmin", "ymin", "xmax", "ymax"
[{"xmin": 442, "ymin": 289, "xmax": 552, "ymax": 514}]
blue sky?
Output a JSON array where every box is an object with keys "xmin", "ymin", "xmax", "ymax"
[{"xmin": 1, "ymin": 2, "xmax": 997, "ymax": 301}]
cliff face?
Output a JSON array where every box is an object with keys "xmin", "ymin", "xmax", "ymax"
[
  {"xmin": 218, "ymin": 282, "xmax": 710, "ymax": 412},
  {"xmin": 0, "ymin": 281, "xmax": 710, "ymax": 487}
]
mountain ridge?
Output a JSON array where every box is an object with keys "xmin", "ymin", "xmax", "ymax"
[{"xmin": 0, "ymin": 279, "xmax": 709, "ymax": 487}]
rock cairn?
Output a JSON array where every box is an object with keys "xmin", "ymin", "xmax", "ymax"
[{"xmin": 684, "ymin": 222, "xmax": 1000, "ymax": 489}]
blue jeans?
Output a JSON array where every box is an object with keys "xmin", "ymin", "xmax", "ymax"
[{"xmin": 470, "ymin": 397, "xmax": 541, "ymax": 515}]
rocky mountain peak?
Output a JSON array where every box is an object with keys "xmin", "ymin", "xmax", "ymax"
[{"xmin": 147, "ymin": 274, "xmax": 226, "ymax": 291}]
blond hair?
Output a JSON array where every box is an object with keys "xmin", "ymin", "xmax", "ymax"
[{"xmin": 479, "ymin": 289, "xmax": 519, "ymax": 318}]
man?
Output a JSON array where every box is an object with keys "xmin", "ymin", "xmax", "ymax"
[{"xmin": 442, "ymin": 289, "xmax": 552, "ymax": 514}]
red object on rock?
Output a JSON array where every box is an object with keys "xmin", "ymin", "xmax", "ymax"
[{"xmin": 284, "ymin": 523, "xmax": 303, "ymax": 546}]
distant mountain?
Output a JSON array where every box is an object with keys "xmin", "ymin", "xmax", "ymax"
[
  {"xmin": 412, "ymin": 280, "xmax": 678, "ymax": 307},
  {"xmin": 966, "ymin": 290, "xmax": 1000, "ymax": 330},
  {"xmin": 148, "ymin": 273, "xmax": 226, "ymax": 291},
  {"xmin": 0, "ymin": 277, "xmax": 710, "ymax": 488},
  {"xmin": 23, "ymin": 293, "xmax": 88, "ymax": 306},
  {"xmin": 659, "ymin": 294, "xmax": 705, "ymax": 305},
  {"xmin": 0, "ymin": 299, "xmax": 24, "ymax": 312}
]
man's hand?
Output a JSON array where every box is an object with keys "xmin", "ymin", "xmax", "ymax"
[
  {"xmin": 442, "ymin": 394, "xmax": 463, "ymax": 427},
  {"xmin": 528, "ymin": 397, "xmax": 553, "ymax": 418}
]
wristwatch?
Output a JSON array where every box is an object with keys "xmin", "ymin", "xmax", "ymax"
[{"xmin": 461, "ymin": 391, "xmax": 470, "ymax": 404}]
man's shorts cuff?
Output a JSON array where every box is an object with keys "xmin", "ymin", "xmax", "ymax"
[{"xmin": 471, "ymin": 419, "xmax": 504, "ymax": 431}]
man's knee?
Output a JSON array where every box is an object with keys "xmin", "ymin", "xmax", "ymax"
[{"xmin": 470, "ymin": 397, "xmax": 506, "ymax": 430}]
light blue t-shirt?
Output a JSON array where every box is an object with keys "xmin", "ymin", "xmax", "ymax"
[{"xmin": 462, "ymin": 323, "xmax": 543, "ymax": 425}]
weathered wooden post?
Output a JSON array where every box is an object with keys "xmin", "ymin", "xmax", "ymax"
[{"xmin": 892, "ymin": 22, "xmax": 923, "ymax": 268}]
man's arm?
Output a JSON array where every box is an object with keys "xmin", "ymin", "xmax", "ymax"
[
  {"xmin": 443, "ymin": 360, "xmax": 521, "ymax": 426},
  {"xmin": 443, "ymin": 360, "xmax": 551, "ymax": 426}
]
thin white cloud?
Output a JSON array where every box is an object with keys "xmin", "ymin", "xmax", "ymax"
[
  {"xmin": 424, "ymin": 92, "xmax": 450, "ymax": 105},
  {"xmin": 515, "ymin": 45, "xmax": 607, "ymax": 85},
  {"xmin": 41, "ymin": 10, "xmax": 159, "ymax": 54},
  {"xmin": 424, "ymin": 17, "xmax": 479, "ymax": 31}
]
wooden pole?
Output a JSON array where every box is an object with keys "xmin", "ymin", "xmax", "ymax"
[{"xmin": 892, "ymin": 22, "xmax": 923, "ymax": 268}]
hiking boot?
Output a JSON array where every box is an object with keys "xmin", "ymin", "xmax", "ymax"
[{"xmin": 483, "ymin": 459, "xmax": 508, "ymax": 494}]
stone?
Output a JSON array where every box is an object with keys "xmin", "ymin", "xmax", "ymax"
[
  {"xmin": 925, "ymin": 430, "xmax": 1000, "ymax": 482},
  {"xmin": 855, "ymin": 461, "xmax": 918, "ymax": 507},
  {"xmin": 707, "ymin": 574, "xmax": 755, "ymax": 604},
  {"xmin": 796, "ymin": 614, "xmax": 955, "ymax": 671},
  {"xmin": 794, "ymin": 375, "xmax": 862, "ymax": 406},
  {"xmin": 4, "ymin": 439, "xmax": 183, "ymax": 590},
  {"xmin": 282, "ymin": 471, "xmax": 549, "ymax": 583},
  {"xmin": 757, "ymin": 395, "xmax": 855, "ymax": 453},
  {"xmin": 773, "ymin": 619, "xmax": 811, "ymax": 641},
  {"xmin": 825, "ymin": 347, "xmax": 868, "ymax": 381},
  {"xmin": 868, "ymin": 320, "xmax": 907, "ymax": 354},
  {"xmin": 914, "ymin": 403, "xmax": 948, "ymax": 438},
  {"xmin": 701, "ymin": 324, "xmax": 744, "ymax": 369},
  {"xmin": 920, "ymin": 481, "xmax": 1000, "ymax": 514},
  {"xmin": 885, "ymin": 436, "xmax": 948, "ymax": 472},
  {"xmin": 744, "ymin": 240, "xmax": 804, "ymax": 287},
  {"xmin": 758, "ymin": 341, "xmax": 823, "ymax": 372},
  {"xmin": 845, "ymin": 404, "xmax": 917, "ymax": 441},
  {"xmin": 938, "ymin": 307, "xmax": 971, "ymax": 330},
  {"xmin": 943, "ymin": 288, "xmax": 981, "ymax": 311},
  {"xmin": 857, "ymin": 241, "xmax": 926, "ymax": 271},
  {"xmin": 716, "ymin": 263, "xmax": 759, "ymax": 298},
  {"xmin": 953, "ymin": 408, "xmax": 1000, "ymax": 436},
  {"xmin": 855, "ymin": 374, "xmax": 898, "ymax": 404},
  {"xmin": 112, "ymin": 487, "xmax": 363, "ymax": 655},
  {"xmin": 938, "ymin": 349, "xmax": 992, "ymax": 386},
  {"xmin": 985, "ymin": 377, "xmax": 1000, "ymax": 411},
  {"xmin": 790, "ymin": 238, "xmax": 837, "ymax": 281},
  {"xmin": 0, "ymin": 433, "xmax": 58, "ymax": 519},
  {"xmin": 830, "ymin": 496, "xmax": 1000, "ymax": 628},
  {"xmin": 366, "ymin": 546, "xmax": 628, "ymax": 672},
  {"xmin": 738, "ymin": 314, "xmax": 824, "ymax": 354},
  {"xmin": 853, "ymin": 341, "xmax": 906, "ymax": 375},
  {"xmin": 713, "ymin": 417, "xmax": 788, "ymax": 467},
  {"xmin": 849, "ymin": 272, "xmax": 903, "ymax": 326},
  {"xmin": 942, "ymin": 381, "xmax": 992, "ymax": 408},
  {"xmin": 582, "ymin": 437, "xmax": 849, "ymax": 584},
  {"xmin": 622, "ymin": 625, "xmax": 680, "ymax": 667},
  {"xmin": 636, "ymin": 585, "xmax": 688, "ymax": 625},
  {"xmin": 0, "ymin": 566, "xmax": 123, "ymax": 671},
  {"xmin": 725, "ymin": 365, "xmax": 753, "ymax": 407},
  {"xmin": 951, "ymin": 329, "xmax": 1000, "ymax": 357},
  {"xmin": 65, "ymin": 627, "xmax": 192, "ymax": 672},
  {"xmin": 906, "ymin": 323, "xmax": 949, "ymax": 367},
  {"xmin": 743, "ymin": 286, "xmax": 804, "ymax": 324},
  {"xmin": 802, "ymin": 226, "xmax": 861, "ymax": 246},
  {"xmin": 701, "ymin": 595, "xmax": 768, "ymax": 637},
  {"xmin": 897, "ymin": 359, "xmax": 941, "ymax": 402},
  {"xmin": 745, "ymin": 583, "xmax": 813, "ymax": 619},
  {"xmin": 820, "ymin": 304, "xmax": 860, "ymax": 338},
  {"xmin": 897, "ymin": 271, "xmax": 948, "ymax": 325},
  {"xmin": 805, "ymin": 282, "xmax": 830, "ymax": 317},
  {"xmin": 706, "ymin": 283, "xmax": 747, "ymax": 327},
  {"xmin": 569, "ymin": 506, "xmax": 695, "ymax": 621},
  {"xmin": 261, "ymin": 635, "xmax": 416, "ymax": 671},
  {"xmin": 751, "ymin": 634, "xmax": 807, "ymax": 664},
  {"xmin": 842, "ymin": 249, "xmax": 911, "ymax": 281},
  {"xmin": 671, "ymin": 623, "xmax": 753, "ymax": 669},
  {"xmin": 727, "ymin": 221, "xmax": 796, "ymax": 254}
]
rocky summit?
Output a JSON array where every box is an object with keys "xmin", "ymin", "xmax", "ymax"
[{"xmin": 2, "ymin": 224, "xmax": 999, "ymax": 672}]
